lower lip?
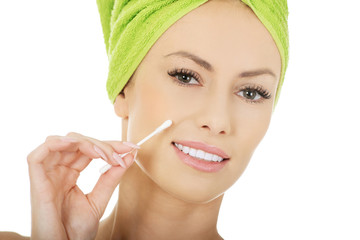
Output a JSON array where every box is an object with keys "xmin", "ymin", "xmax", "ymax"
[{"xmin": 172, "ymin": 143, "xmax": 228, "ymax": 173}]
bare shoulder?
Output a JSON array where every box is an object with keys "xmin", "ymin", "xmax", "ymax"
[{"xmin": 0, "ymin": 232, "xmax": 30, "ymax": 240}]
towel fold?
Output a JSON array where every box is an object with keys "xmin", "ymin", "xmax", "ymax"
[{"xmin": 97, "ymin": 0, "xmax": 289, "ymax": 107}]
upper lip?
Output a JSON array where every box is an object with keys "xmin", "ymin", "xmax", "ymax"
[{"xmin": 173, "ymin": 140, "xmax": 230, "ymax": 159}]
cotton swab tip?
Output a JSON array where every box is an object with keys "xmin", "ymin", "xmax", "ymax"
[{"xmin": 161, "ymin": 120, "xmax": 172, "ymax": 129}]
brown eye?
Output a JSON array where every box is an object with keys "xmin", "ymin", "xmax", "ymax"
[
  {"xmin": 239, "ymin": 89, "xmax": 260, "ymax": 101},
  {"xmin": 168, "ymin": 68, "xmax": 201, "ymax": 86},
  {"xmin": 244, "ymin": 90, "xmax": 257, "ymax": 100},
  {"xmin": 177, "ymin": 74, "xmax": 192, "ymax": 83},
  {"xmin": 237, "ymin": 85, "xmax": 271, "ymax": 103}
]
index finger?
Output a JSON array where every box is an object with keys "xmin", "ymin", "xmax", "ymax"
[{"xmin": 104, "ymin": 141, "xmax": 140, "ymax": 154}]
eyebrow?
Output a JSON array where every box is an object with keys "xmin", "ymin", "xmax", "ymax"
[{"xmin": 164, "ymin": 51, "xmax": 276, "ymax": 79}]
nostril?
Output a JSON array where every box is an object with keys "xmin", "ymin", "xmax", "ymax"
[
  {"xmin": 201, "ymin": 125, "xmax": 210, "ymax": 130},
  {"xmin": 201, "ymin": 125, "xmax": 226, "ymax": 135}
]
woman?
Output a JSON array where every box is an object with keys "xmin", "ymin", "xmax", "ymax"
[{"xmin": 1, "ymin": 0, "xmax": 289, "ymax": 239}]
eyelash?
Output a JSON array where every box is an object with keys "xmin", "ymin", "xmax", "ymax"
[
  {"xmin": 168, "ymin": 68, "xmax": 202, "ymax": 86},
  {"xmin": 167, "ymin": 67, "xmax": 272, "ymax": 103}
]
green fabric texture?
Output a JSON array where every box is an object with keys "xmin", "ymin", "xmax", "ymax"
[
  {"xmin": 96, "ymin": 0, "xmax": 289, "ymax": 107},
  {"xmin": 241, "ymin": 0, "xmax": 289, "ymax": 107}
]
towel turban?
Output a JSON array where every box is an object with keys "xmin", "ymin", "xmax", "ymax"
[{"xmin": 97, "ymin": 0, "xmax": 289, "ymax": 108}]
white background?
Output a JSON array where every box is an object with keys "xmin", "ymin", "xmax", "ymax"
[{"xmin": 1, "ymin": 1, "xmax": 359, "ymax": 239}]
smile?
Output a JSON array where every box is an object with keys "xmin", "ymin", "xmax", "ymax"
[
  {"xmin": 174, "ymin": 142, "xmax": 225, "ymax": 162},
  {"xmin": 171, "ymin": 141, "xmax": 230, "ymax": 173}
]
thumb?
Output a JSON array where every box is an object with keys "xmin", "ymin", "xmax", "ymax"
[{"xmin": 86, "ymin": 152, "xmax": 136, "ymax": 219}]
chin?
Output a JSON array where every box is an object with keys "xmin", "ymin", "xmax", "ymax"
[{"xmin": 161, "ymin": 180, "xmax": 226, "ymax": 204}]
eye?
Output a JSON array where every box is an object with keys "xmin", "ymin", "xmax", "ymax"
[
  {"xmin": 238, "ymin": 89, "xmax": 261, "ymax": 101},
  {"xmin": 237, "ymin": 85, "xmax": 271, "ymax": 103},
  {"xmin": 168, "ymin": 68, "xmax": 201, "ymax": 86}
]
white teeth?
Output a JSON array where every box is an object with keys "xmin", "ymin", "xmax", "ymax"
[
  {"xmin": 183, "ymin": 146, "xmax": 190, "ymax": 154},
  {"xmin": 189, "ymin": 148, "xmax": 197, "ymax": 157},
  {"xmin": 204, "ymin": 152, "xmax": 213, "ymax": 161},
  {"xmin": 196, "ymin": 150, "xmax": 205, "ymax": 159},
  {"xmin": 177, "ymin": 144, "xmax": 183, "ymax": 151},
  {"xmin": 174, "ymin": 143, "xmax": 224, "ymax": 162}
]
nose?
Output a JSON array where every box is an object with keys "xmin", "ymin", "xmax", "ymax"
[{"xmin": 196, "ymin": 93, "xmax": 232, "ymax": 135}]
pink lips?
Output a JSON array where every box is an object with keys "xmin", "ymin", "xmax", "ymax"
[
  {"xmin": 175, "ymin": 141, "xmax": 230, "ymax": 159},
  {"xmin": 172, "ymin": 141, "xmax": 230, "ymax": 173}
]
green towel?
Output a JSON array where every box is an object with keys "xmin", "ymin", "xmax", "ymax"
[{"xmin": 97, "ymin": 0, "xmax": 289, "ymax": 108}]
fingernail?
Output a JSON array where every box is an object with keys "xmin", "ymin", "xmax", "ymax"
[
  {"xmin": 93, "ymin": 145, "xmax": 108, "ymax": 161},
  {"xmin": 120, "ymin": 151, "xmax": 130, "ymax": 158},
  {"xmin": 112, "ymin": 152, "xmax": 126, "ymax": 168},
  {"xmin": 123, "ymin": 141, "xmax": 140, "ymax": 149},
  {"xmin": 133, "ymin": 150, "xmax": 138, "ymax": 163},
  {"xmin": 126, "ymin": 150, "xmax": 137, "ymax": 166},
  {"xmin": 61, "ymin": 136, "xmax": 79, "ymax": 143}
]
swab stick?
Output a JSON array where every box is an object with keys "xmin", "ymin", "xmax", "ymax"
[{"xmin": 99, "ymin": 120, "xmax": 172, "ymax": 174}]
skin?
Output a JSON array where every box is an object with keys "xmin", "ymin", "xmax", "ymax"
[
  {"xmin": 0, "ymin": 0, "xmax": 281, "ymax": 239},
  {"xmin": 98, "ymin": 0, "xmax": 281, "ymax": 239}
]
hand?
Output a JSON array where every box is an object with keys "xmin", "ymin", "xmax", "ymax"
[{"xmin": 27, "ymin": 132, "xmax": 138, "ymax": 240}]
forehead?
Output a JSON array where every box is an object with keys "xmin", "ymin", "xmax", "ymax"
[{"xmin": 146, "ymin": 0, "xmax": 281, "ymax": 77}]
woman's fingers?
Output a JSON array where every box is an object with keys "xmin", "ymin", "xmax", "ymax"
[
  {"xmin": 27, "ymin": 133, "xmax": 138, "ymax": 173},
  {"xmin": 27, "ymin": 133, "xmax": 140, "ymax": 239},
  {"xmin": 27, "ymin": 133, "xmax": 141, "ymax": 193},
  {"xmin": 86, "ymin": 152, "xmax": 137, "ymax": 219},
  {"xmin": 27, "ymin": 132, "xmax": 140, "ymax": 195},
  {"xmin": 65, "ymin": 132, "xmax": 137, "ymax": 166},
  {"xmin": 105, "ymin": 140, "xmax": 140, "ymax": 153}
]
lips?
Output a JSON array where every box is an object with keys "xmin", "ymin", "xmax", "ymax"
[
  {"xmin": 173, "ymin": 140, "xmax": 230, "ymax": 159},
  {"xmin": 171, "ymin": 140, "xmax": 230, "ymax": 173}
]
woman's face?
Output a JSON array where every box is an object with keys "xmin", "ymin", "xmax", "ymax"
[{"xmin": 115, "ymin": 0, "xmax": 281, "ymax": 203}]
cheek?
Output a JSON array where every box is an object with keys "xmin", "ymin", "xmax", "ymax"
[
  {"xmin": 138, "ymin": 79, "xmax": 197, "ymax": 121},
  {"xmin": 238, "ymin": 109, "xmax": 272, "ymax": 148},
  {"xmin": 141, "ymin": 84, "xmax": 169, "ymax": 118},
  {"xmin": 222, "ymin": 111, "xmax": 272, "ymax": 188},
  {"xmin": 127, "ymin": 77, "xmax": 182, "ymax": 143},
  {"xmin": 231, "ymin": 108, "xmax": 272, "ymax": 163}
]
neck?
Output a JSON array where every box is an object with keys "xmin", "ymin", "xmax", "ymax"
[{"xmin": 108, "ymin": 163, "xmax": 223, "ymax": 240}]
